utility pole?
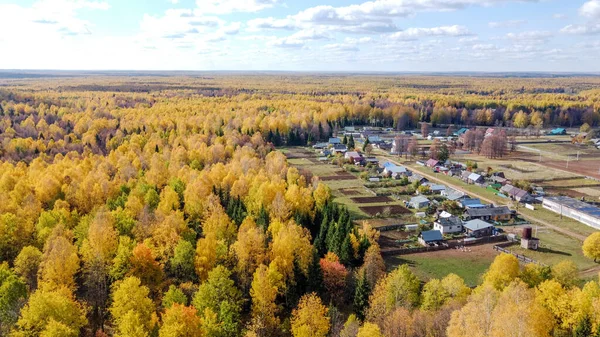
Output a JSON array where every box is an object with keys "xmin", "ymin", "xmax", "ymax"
[{"xmin": 577, "ymin": 151, "xmax": 580, "ymax": 161}]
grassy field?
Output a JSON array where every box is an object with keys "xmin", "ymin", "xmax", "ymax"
[
  {"xmin": 385, "ymin": 243, "xmax": 500, "ymax": 287},
  {"xmin": 518, "ymin": 206, "xmax": 598, "ymax": 238},
  {"xmin": 502, "ymin": 227, "xmax": 597, "ymax": 270}
]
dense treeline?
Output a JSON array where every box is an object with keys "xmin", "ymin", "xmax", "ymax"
[
  {"xmin": 0, "ymin": 76, "xmax": 599, "ymax": 337},
  {"xmin": 1, "ymin": 75, "xmax": 600, "ymax": 163}
]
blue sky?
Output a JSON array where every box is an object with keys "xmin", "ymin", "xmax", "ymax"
[{"xmin": 0, "ymin": 0, "xmax": 599, "ymax": 71}]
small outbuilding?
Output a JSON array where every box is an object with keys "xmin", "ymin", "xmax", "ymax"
[
  {"xmin": 409, "ymin": 196, "xmax": 430, "ymax": 209},
  {"xmin": 418, "ymin": 230, "xmax": 444, "ymax": 246},
  {"xmin": 464, "ymin": 219, "xmax": 494, "ymax": 238}
]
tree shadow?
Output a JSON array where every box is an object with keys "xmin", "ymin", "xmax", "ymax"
[{"xmin": 536, "ymin": 247, "xmax": 571, "ymax": 256}]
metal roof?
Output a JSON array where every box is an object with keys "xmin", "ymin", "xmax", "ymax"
[
  {"xmin": 420, "ymin": 230, "xmax": 444, "ymax": 242},
  {"xmin": 544, "ymin": 196, "xmax": 600, "ymax": 219},
  {"xmin": 464, "ymin": 219, "xmax": 494, "ymax": 231},
  {"xmin": 468, "ymin": 173, "xmax": 482, "ymax": 181},
  {"xmin": 467, "ymin": 206, "xmax": 512, "ymax": 217},
  {"xmin": 410, "ymin": 196, "xmax": 430, "ymax": 204}
]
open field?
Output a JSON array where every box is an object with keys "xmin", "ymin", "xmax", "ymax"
[
  {"xmin": 351, "ymin": 196, "xmax": 393, "ymax": 203},
  {"xmin": 284, "ymin": 147, "xmax": 416, "ymax": 220},
  {"xmin": 359, "ymin": 205, "xmax": 411, "ymax": 216},
  {"xmin": 385, "ymin": 243, "xmax": 500, "ymax": 287},
  {"xmin": 502, "ymin": 226, "xmax": 597, "ymax": 271}
]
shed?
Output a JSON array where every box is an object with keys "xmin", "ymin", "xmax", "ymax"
[
  {"xmin": 467, "ymin": 173, "xmax": 484, "ymax": 184},
  {"xmin": 329, "ymin": 137, "xmax": 342, "ymax": 145},
  {"xmin": 409, "ymin": 196, "xmax": 430, "ymax": 209},
  {"xmin": 456, "ymin": 128, "xmax": 469, "ymax": 135},
  {"xmin": 418, "ymin": 230, "xmax": 444, "ymax": 246},
  {"xmin": 549, "ymin": 128, "xmax": 567, "ymax": 136},
  {"xmin": 464, "ymin": 219, "xmax": 494, "ymax": 237},
  {"xmin": 426, "ymin": 159, "xmax": 440, "ymax": 168}
]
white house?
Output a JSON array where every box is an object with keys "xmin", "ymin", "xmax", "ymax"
[{"xmin": 433, "ymin": 216, "xmax": 463, "ymax": 235}]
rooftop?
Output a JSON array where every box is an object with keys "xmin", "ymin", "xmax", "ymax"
[
  {"xmin": 420, "ymin": 230, "xmax": 444, "ymax": 242},
  {"xmin": 410, "ymin": 196, "xmax": 430, "ymax": 203},
  {"xmin": 464, "ymin": 219, "xmax": 494, "ymax": 231},
  {"xmin": 544, "ymin": 196, "xmax": 600, "ymax": 219},
  {"xmin": 466, "ymin": 206, "xmax": 512, "ymax": 217}
]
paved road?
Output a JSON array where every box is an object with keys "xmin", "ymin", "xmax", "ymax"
[{"xmin": 378, "ymin": 154, "xmax": 588, "ymax": 242}]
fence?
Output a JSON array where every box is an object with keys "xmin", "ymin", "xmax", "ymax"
[
  {"xmin": 493, "ymin": 245, "xmax": 546, "ymax": 266},
  {"xmin": 381, "ymin": 235, "xmax": 507, "ymax": 256}
]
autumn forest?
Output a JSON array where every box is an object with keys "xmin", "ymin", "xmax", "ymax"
[{"xmin": 0, "ymin": 73, "xmax": 600, "ymax": 337}]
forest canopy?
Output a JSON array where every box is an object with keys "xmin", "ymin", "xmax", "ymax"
[{"xmin": 0, "ymin": 74, "xmax": 599, "ymax": 337}]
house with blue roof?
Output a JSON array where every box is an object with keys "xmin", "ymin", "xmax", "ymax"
[
  {"xmin": 548, "ymin": 128, "xmax": 567, "ymax": 136},
  {"xmin": 418, "ymin": 230, "xmax": 444, "ymax": 246},
  {"xmin": 455, "ymin": 128, "xmax": 469, "ymax": 136}
]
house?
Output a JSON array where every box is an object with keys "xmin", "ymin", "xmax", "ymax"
[
  {"xmin": 433, "ymin": 216, "xmax": 463, "ymax": 235},
  {"xmin": 485, "ymin": 128, "xmax": 496, "ymax": 137},
  {"xmin": 459, "ymin": 198, "xmax": 486, "ymax": 209},
  {"xmin": 426, "ymin": 184, "xmax": 447, "ymax": 195},
  {"xmin": 365, "ymin": 157, "xmax": 379, "ymax": 165},
  {"xmin": 426, "ymin": 159, "xmax": 440, "ymax": 168},
  {"xmin": 382, "ymin": 162, "xmax": 409, "ymax": 178},
  {"xmin": 385, "ymin": 166, "xmax": 408, "ymax": 179},
  {"xmin": 500, "ymin": 185, "xmax": 534, "ymax": 203},
  {"xmin": 492, "ymin": 172, "xmax": 506, "ymax": 178},
  {"xmin": 464, "ymin": 219, "xmax": 495, "ymax": 237},
  {"xmin": 377, "ymin": 142, "xmax": 393, "ymax": 151},
  {"xmin": 490, "ymin": 175, "xmax": 509, "ymax": 185},
  {"xmin": 418, "ymin": 230, "xmax": 444, "ymax": 246},
  {"xmin": 409, "ymin": 174, "xmax": 429, "ymax": 185},
  {"xmin": 329, "ymin": 137, "xmax": 342, "ymax": 145},
  {"xmin": 332, "ymin": 144, "xmax": 348, "ymax": 153},
  {"xmin": 312, "ymin": 142, "xmax": 329, "ymax": 149},
  {"xmin": 345, "ymin": 151, "xmax": 363, "ymax": 163},
  {"xmin": 443, "ymin": 189, "xmax": 467, "ymax": 201},
  {"xmin": 455, "ymin": 128, "xmax": 469, "ymax": 136},
  {"xmin": 367, "ymin": 135, "xmax": 383, "ymax": 144},
  {"xmin": 549, "ymin": 128, "xmax": 567, "ymax": 136},
  {"xmin": 465, "ymin": 206, "xmax": 513, "ymax": 221},
  {"xmin": 344, "ymin": 126, "xmax": 356, "ymax": 132},
  {"xmin": 460, "ymin": 171, "xmax": 472, "ymax": 182},
  {"xmin": 409, "ymin": 196, "xmax": 430, "ymax": 209},
  {"xmin": 467, "ymin": 173, "xmax": 484, "ymax": 185}
]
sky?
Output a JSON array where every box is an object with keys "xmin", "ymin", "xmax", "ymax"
[{"xmin": 0, "ymin": 0, "xmax": 599, "ymax": 72}]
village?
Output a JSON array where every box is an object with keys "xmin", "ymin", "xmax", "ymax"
[{"xmin": 285, "ymin": 124, "xmax": 600, "ymax": 284}]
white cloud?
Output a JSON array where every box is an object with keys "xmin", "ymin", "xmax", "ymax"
[
  {"xmin": 552, "ymin": 13, "xmax": 567, "ymax": 19},
  {"xmin": 580, "ymin": 0, "xmax": 600, "ymax": 19},
  {"xmin": 248, "ymin": 0, "xmax": 541, "ymax": 34},
  {"xmin": 472, "ymin": 43, "xmax": 496, "ymax": 50},
  {"xmin": 169, "ymin": 0, "xmax": 180, "ymax": 4},
  {"xmin": 488, "ymin": 20, "xmax": 526, "ymax": 28},
  {"xmin": 506, "ymin": 30, "xmax": 552, "ymax": 42},
  {"xmin": 247, "ymin": 17, "xmax": 295, "ymax": 31},
  {"xmin": 0, "ymin": 0, "xmax": 110, "ymax": 39},
  {"xmin": 388, "ymin": 25, "xmax": 472, "ymax": 40},
  {"xmin": 195, "ymin": 0, "xmax": 281, "ymax": 14},
  {"xmin": 561, "ymin": 24, "xmax": 600, "ymax": 35},
  {"xmin": 268, "ymin": 29, "xmax": 331, "ymax": 48}
]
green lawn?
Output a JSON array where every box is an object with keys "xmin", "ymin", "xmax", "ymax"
[
  {"xmin": 518, "ymin": 207, "xmax": 598, "ymax": 238},
  {"xmin": 504, "ymin": 228, "xmax": 596, "ymax": 270},
  {"xmin": 385, "ymin": 251, "xmax": 496, "ymax": 287}
]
